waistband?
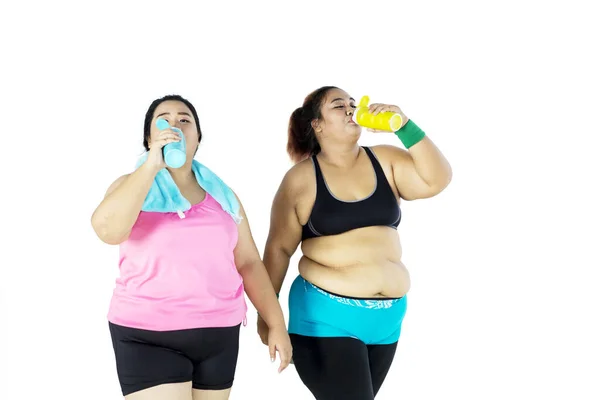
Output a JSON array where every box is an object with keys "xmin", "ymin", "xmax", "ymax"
[{"xmin": 300, "ymin": 276, "xmax": 404, "ymax": 310}]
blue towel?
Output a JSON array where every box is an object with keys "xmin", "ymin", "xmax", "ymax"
[{"xmin": 135, "ymin": 153, "xmax": 242, "ymax": 224}]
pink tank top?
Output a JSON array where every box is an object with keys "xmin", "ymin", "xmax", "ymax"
[{"xmin": 107, "ymin": 193, "xmax": 247, "ymax": 331}]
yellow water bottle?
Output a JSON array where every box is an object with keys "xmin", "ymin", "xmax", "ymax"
[{"xmin": 353, "ymin": 95, "xmax": 403, "ymax": 132}]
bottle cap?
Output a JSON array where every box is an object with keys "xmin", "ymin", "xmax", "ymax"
[
  {"xmin": 358, "ymin": 95, "xmax": 370, "ymax": 108},
  {"xmin": 156, "ymin": 118, "xmax": 170, "ymax": 130},
  {"xmin": 352, "ymin": 95, "xmax": 370, "ymax": 125}
]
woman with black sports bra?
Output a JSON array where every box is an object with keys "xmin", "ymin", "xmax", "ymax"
[{"xmin": 258, "ymin": 86, "xmax": 452, "ymax": 399}]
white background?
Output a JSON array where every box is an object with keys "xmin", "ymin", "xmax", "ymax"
[{"xmin": 1, "ymin": 1, "xmax": 599, "ymax": 399}]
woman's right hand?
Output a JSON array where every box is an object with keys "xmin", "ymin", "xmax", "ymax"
[{"xmin": 145, "ymin": 128, "xmax": 181, "ymax": 171}]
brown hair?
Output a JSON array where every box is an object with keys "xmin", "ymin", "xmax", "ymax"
[{"xmin": 287, "ymin": 86, "xmax": 338, "ymax": 163}]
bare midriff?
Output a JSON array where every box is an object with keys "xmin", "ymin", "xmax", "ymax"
[{"xmin": 298, "ymin": 226, "xmax": 410, "ymax": 299}]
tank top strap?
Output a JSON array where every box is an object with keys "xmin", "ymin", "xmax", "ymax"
[
  {"xmin": 363, "ymin": 146, "xmax": 387, "ymax": 180},
  {"xmin": 311, "ymin": 155, "xmax": 328, "ymax": 194}
]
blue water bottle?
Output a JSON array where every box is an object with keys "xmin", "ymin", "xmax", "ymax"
[{"xmin": 156, "ymin": 118, "xmax": 186, "ymax": 168}]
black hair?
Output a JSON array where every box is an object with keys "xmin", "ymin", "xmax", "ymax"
[{"xmin": 143, "ymin": 94, "xmax": 202, "ymax": 151}]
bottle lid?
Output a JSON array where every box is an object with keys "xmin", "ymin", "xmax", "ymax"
[
  {"xmin": 358, "ymin": 95, "xmax": 370, "ymax": 108},
  {"xmin": 156, "ymin": 118, "xmax": 170, "ymax": 130},
  {"xmin": 352, "ymin": 95, "xmax": 370, "ymax": 125}
]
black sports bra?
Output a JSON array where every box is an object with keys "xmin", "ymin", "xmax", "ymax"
[{"xmin": 301, "ymin": 147, "xmax": 401, "ymax": 241}]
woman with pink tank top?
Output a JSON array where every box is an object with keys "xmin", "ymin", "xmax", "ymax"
[{"xmin": 91, "ymin": 95, "xmax": 292, "ymax": 400}]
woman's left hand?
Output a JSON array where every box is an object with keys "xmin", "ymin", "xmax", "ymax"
[
  {"xmin": 267, "ymin": 324, "xmax": 293, "ymax": 373},
  {"xmin": 366, "ymin": 103, "xmax": 409, "ymax": 132}
]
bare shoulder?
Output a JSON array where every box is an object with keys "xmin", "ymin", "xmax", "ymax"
[
  {"xmin": 105, "ymin": 174, "xmax": 130, "ymax": 197},
  {"xmin": 230, "ymin": 189, "xmax": 249, "ymax": 219},
  {"xmin": 370, "ymin": 144, "xmax": 412, "ymax": 165},
  {"xmin": 368, "ymin": 145, "xmax": 413, "ymax": 173},
  {"xmin": 279, "ymin": 158, "xmax": 315, "ymax": 197},
  {"xmin": 275, "ymin": 158, "xmax": 316, "ymax": 225}
]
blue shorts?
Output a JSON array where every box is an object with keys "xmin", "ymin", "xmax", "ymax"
[{"xmin": 288, "ymin": 275, "xmax": 408, "ymax": 345}]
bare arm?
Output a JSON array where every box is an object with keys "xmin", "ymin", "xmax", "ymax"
[
  {"xmin": 262, "ymin": 171, "xmax": 303, "ymax": 295},
  {"xmin": 375, "ymin": 134, "xmax": 452, "ymax": 201},
  {"xmin": 91, "ymin": 163, "xmax": 159, "ymax": 245},
  {"xmin": 233, "ymin": 194, "xmax": 286, "ymax": 329}
]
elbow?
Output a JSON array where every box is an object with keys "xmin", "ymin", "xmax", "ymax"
[
  {"xmin": 98, "ymin": 235, "xmax": 126, "ymax": 246},
  {"xmin": 439, "ymin": 167, "xmax": 453, "ymax": 190},
  {"xmin": 431, "ymin": 164, "xmax": 453, "ymax": 194},
  {"xmin": 443, "ymin": 164, "xmax": 453, "ymax": 189},
  {"xmin": 97, "ymin": 232, "xmax": 128, "ymax": 245},
  {"xmin": 237, "ymin": 259, "xmax": 263, "ymax": 275},
  {"xmin": 93, "ymin": 228, "xmax": 126, "ymax": 246},
  {"xmin": 265, "ymin": 240, "xmax": 294, "ymax": 261},
  {"xmin": 403, "ymin": 174, "xmax": 452, "ymax": 201},
  {"xmin": 91, "ymin": 213, "xmax": 128, "ymax": 245},
  {"xmin": 262, "ymin": 247, "xmax": 293, "ymax": 275},
  {"xmin": 429, "ymin": 175, "xmax": 452, "ymax": 197}
]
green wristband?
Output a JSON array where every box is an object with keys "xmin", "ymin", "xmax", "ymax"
[{"xmin": 394, "ymin": 119, "xmax": 425, "ymax": 149}]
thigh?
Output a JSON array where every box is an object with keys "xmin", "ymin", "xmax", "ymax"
[
  {"xmin": 192, "ymin": 388, "xmax": 231, "ymax": 400},
  {"xmin": 290, "ymin": 334, "xmax": 375, "ymax": 400},
  {"xmin": 125, "ymin": 382, "xmax": 192, "ymax": 400},
  {"xmin": 367, "ymin": 342, "xmax": 398, "ymax": 396},
  {"xmin": 109, "ymin": 323, "xmax": 194, "ymax": 397},
  {"xmin": 190, "ymin": 325, "xmax": 240, "ymax": 391}
]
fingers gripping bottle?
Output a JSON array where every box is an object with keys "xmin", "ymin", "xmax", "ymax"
[
  {"xmin": 156, "ymin": 118, "xmax": 187, "ymax": 168},
  {"xmin": 352, "ymin": 96, "xmax": 403, "ymax": 132}
]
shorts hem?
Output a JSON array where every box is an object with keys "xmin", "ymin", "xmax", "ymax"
[
  {"xmin": 121, "ymin": 378, "xmax": 192, "ymax": 396},
  {"xmin": 192, "ymin": 380, "xmax": 234, "ymax": 390}
]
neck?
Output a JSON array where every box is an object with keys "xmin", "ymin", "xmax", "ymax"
[
  {"xmin": 318, "ymin": 143, "xmax": 361, "ymax": 168},
  {"xmin": 168, "ymin": 164, "xmax": 195, "ymax": 186}
]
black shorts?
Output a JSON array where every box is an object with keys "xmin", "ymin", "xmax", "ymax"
[{"xmin": 108, "ymin": 322, "xmax": 241, "ymax": 396}]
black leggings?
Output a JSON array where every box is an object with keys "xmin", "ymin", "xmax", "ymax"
[{"xmin": 290, "ymin": 334, "xmax": 398, "ymax": 400}]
